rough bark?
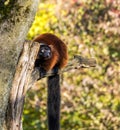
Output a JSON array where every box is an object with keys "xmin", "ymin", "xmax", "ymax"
[
  {"xmin": 6, "ymin": 41, "xmax": 40, "ymax": 130},
  {"xmin": 0, "ymin": 0, "xmax": 39, "ymax": 129}
]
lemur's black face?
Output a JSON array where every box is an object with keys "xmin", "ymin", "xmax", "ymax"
[{"xmin": 39, "ymin": 45, "xmax": 52, "ymax": 60}]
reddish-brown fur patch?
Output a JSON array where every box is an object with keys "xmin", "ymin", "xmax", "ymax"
[{"xmin": 34, "ymin": 33, "xmax": 68, "ymax": 71}]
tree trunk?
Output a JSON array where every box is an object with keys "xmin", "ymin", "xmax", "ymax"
[
  {"xmin": 6, "ymin": 41, "xmax": 40, "ymax": 130},
  {"xmin": 0, "ymin": 0, "xmax": 39, "ymax": 129}
]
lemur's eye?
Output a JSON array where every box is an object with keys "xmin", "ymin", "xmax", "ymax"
[{"xmin": 41, "ymin": 49, "xmax": 44, "ymax": 53}]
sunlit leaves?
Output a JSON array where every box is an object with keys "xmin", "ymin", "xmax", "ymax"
[{"xmin": 27, "ymin": 3, "xmax": 57, "ymax": 39}]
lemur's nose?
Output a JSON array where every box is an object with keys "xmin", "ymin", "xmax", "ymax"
[{"xmin": 44, "ymin": 52, "xmax": 49, "ymax": 58}]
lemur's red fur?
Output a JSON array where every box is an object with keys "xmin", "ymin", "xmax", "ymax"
[{"xmin": 34, "ymin": 33, "xmax": 68, "ymax": 71}]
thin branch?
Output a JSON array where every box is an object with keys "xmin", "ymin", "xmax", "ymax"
[{"xmin": 31, "ymin": 54, "xmax": 96, "ymax": 82}]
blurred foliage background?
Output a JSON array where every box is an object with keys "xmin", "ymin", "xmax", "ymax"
[{"xmin": 23, "ymin": 0, "xmax": 120, "ymax": 130}]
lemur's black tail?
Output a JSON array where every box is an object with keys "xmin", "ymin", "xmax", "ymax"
[{"xmin": 47, "ymin": 74, "xmax": 60, "ymax": 130}]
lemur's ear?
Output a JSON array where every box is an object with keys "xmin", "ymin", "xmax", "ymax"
[{"xmin": 49, "ymin": 44, "xmax": 54, "ymax": 49}]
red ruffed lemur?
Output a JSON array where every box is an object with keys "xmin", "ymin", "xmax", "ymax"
[{"xmin": 34, "ymin": 33, "xmax": 68, "ymax": 130}]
